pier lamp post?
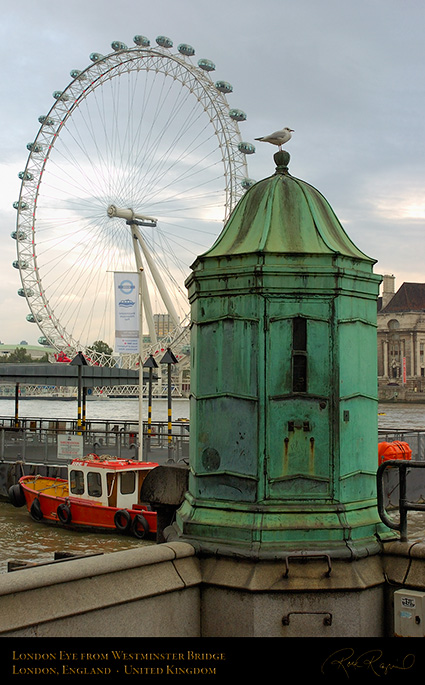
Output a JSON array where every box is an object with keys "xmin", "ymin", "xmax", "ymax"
[
  {"xmin": 143, "ymin": 354, "xmax": 158, "ymax": 456},
  {"xmin": 70, "ymin": 352, "xmax": 87, "ymax": 436},
  {"xmin": 160, "ymin": 348, "xmax": 178, "ymax": 463},
  {"xmin": 14, "ymin": 383, "xmax": 19, "ymax": 429}
]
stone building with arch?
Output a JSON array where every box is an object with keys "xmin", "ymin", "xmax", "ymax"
[{"xmin": 378, "ymin": 275, "xmax": 425, "ymax": 400}]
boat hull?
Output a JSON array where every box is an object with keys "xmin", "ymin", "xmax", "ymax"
[{"xmin": 16, "ymin": 476, "xmax": 157, "ymax": 538}]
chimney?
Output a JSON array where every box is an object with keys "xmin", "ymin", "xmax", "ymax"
[{"xmin": 382, "ymin": 274, "xmax": 395, "ymax": 308}]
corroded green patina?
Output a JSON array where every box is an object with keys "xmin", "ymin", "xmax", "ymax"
[
  {"xmin": 171, "ymin": 150, "xmax": 393, "ymax": 559},
  {"xmin": 205, "ymin": 152, "xmax": 370, "ymax": 260}
]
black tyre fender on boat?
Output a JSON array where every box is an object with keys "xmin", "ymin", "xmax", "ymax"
[
  {"xmin": 131, "ymin": 513, "xmax": 149, "ymax": 539},
  {"xmin": 8, "ymin": 483, "xmax": 26, "ymax": 508},
  {"xmin": 57, "ymin": 503, "xmax": 72, "ymax": 525},
  {"xmin": 30, "ymin": 498, "xmax": 43, "ymax": 521},
  {"xmin": 114, "ymin": 509, "xmax": 131, "ymax": 533}
]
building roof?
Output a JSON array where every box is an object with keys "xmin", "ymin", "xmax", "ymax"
[
  {"xmin": 379, "ymin": 283, "xmax": 425, "ymax": 313},
  {"xmin": 201, "ymin": 150, "xmax": 374, "ymax": 263}
]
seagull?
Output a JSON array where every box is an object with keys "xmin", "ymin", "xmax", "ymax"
[{"xmin": 255, "ymin": 127, "xmax": 294, "ymax": 150}]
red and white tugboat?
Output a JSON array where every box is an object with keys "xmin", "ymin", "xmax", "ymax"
[{"xmin": 8, "ymin": 454, "xmax": 158, "ymax": 538}]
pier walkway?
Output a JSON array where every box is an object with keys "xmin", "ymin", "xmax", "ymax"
[
  {"xmin": 1, "ymin": 417, "xmax": 424, "ymax": 463},
  {"xmin": 0, "ymin": 416, "xmax": 189, "ymax": 465}
]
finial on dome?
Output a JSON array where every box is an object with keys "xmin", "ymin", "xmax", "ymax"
[{"xmin": 274, "ymin": 150, "xmax": 290, "ymax": 174}]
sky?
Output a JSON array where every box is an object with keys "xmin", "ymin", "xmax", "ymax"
[{"xmin": 1, "ymin": 0, "xmax": 424, "ymax": 347}]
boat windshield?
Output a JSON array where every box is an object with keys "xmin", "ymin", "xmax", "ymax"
[
  {"xmin": 70, "ymin": 469, "xmax": 84, "ymax": 495},
  {"xmin": 87, "ymin": 472, "xmax": 102, "ymax": 498}
]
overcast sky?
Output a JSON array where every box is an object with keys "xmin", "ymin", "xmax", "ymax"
[{"xmin": 1, "ymin": 0, "xmax": 424, "ymax": 346}]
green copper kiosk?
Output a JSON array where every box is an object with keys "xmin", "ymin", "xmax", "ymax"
[{"xmin": 168, "ymin": 151, "xmax": 393, "ymax": 635}]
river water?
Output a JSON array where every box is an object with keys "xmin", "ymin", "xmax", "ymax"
[{"xmin": 0, "ymin": 398, "xmax": 424, "ymax": 573}]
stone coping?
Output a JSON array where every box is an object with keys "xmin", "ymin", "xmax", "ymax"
[
  {"xmin": 0, "ymin": 542, "xmax": 200, "ymax": 635},
  {"xmin": 381, "ymin": 539, "xmax": 425, "ymax": 558},
  {"xmin": 381, "ymin": 538, "xmax": 425, "ymax": 588},
  {"xmin": 0, "ymin": 542, "xmax": 196, "ymax": 596}
]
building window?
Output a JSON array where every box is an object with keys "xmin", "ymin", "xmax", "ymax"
[{"xmin": 292, "ymin": 317, "xmax": 307, "ymax": 392}]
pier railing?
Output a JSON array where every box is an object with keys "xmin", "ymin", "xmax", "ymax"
[
  {"xmin": 378, "ymin": 429, "xmax": 425, "ymax": 461},
  {"xmin": 377, "ymin": 460, "xmax": 425, "ymax": 541},
  {"xmin": 0, "ymin": 416, "xmax": 190, "ymax": 463}
]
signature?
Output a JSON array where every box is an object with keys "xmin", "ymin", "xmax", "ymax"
[{"xmin": 321, "ymin": 648, "xmax": 415, "ymax": 678}]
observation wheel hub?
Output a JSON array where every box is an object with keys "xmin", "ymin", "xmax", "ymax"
[{"xmin": 107, "ymin": 205, "xmax": 157, "ymax": 226}]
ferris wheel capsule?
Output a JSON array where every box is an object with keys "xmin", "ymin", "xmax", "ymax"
[
  {"xmin": 241, "ymin": 178, "xmax": 256, "ymax": 189},
  {"xmin": 11, "ymin": 230, "xmax": 27, "ymax": 241},
  {"xmin": 38, "ymin": 115, "xmax": 55, "ymax": 126},
  {"xmin": 215, "ymin": 81, "xmax": 233, "ymax": 94},
  {"xmin": 178, "ymin": 44, "xmax": 195, "ymax": 57},
  {"xmin": 111, "ymin": 41, "xmax": 127, "ymax": 51},
  {"xmin": 26, "ymin": 142, "xmax": 43, "ymax": 153},
  {"xmin": 53, "ymin": 90, "xmax": 69, "ymax": 101},
  {"xmin": 133, "ymin": 35, "xmax": 150, "ymax": 47},
  {"xmin": 238, "ymin": 142, "xmax": 256, "ymax": 155},
  {"xmin": 26, "ymin": 313, "xmax": 42, "ymax": 323},
  {"xmin": 18, "ymin": 287, "xmax": 33, "ymax": 297},
  {"xmin": 70, "ymin": 69, "xmax": 87, "ymax": 80},
  {"xmin": 198, "ymin": 58, "xmax": 215, "ymax": 72},
  {"xmin": 89, "ymin": 53, "xmax": 104, "ymax": 62},
  {"xmin": 18, "ymin": 171, "xmax": 34, "ymax": 180},
  {"xmin": 229, "ymin": 109, "xmax": 247, "ymax": 122},
  {"xmin": 156, "ymin": 36, "xmax": 173, "ymax": 48},
  {"xmin": 25, "ymin": 312, "xmax": 42, "ymax": 323},
  {"xmin": 13, "ymin": 260, "xmax": 28, "ymax": 269},
  {"xmin": 13, "ymin": 201, "xmax": 28, "ymax": 210}
]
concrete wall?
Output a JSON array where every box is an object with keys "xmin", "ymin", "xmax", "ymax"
[
  {"xmin": 0, "ymin": 542, "xmax": 201, "ymax": 637},
  {"xmin": 1, "ymin": 539, "xmax": 425, "ymax": 638}
]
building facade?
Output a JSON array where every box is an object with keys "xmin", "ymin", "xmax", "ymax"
[{"xmin": 378, "ymin": 275, "xmax": 425, "ymax": 399}]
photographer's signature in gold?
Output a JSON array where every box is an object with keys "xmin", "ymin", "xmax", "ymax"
[{"xmin": 321, "ymin": 647, "xmax": 415, "ymax": 678}]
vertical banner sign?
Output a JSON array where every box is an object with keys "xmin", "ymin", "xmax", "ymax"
[
  {"xmin": 402, "ymin": 357, "xmax": 406, "ymax": 384},
  {"xmin": 114, "ymin": 273, "xmax": 140, "ymax": 353}
]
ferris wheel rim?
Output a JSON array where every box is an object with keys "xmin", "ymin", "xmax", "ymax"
[{"xmin": 14, "ymin": 37, "xmax": 255, "ymax": 365}]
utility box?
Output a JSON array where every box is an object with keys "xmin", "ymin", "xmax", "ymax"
[{"xmin": 394, "ymin": 589, "xmax": 425, "ymax": 637}]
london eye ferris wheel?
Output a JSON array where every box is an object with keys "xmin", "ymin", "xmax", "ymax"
[{"xmin": 12, "ymin": 35, "xmax": 256, "ymax": 367}]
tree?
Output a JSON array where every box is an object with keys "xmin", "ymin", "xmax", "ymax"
[
  {"xmin": 87, "ymin": 340, "xmax": 113, "ymax": 356},
  {"xmin": 2, "ymin": 347, "xmax": 33, "ymax": 363}
]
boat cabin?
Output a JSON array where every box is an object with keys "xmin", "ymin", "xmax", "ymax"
[{"xmin": 68, "ymin": 456, "xmax": 156, "ymax": 509}]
